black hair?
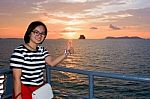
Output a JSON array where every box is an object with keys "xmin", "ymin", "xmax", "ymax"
[{"xmin": 24, "ymin": 21, "xmax": 47, "ymax": 44}]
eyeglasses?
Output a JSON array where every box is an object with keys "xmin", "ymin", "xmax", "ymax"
[{"xmin": 32, "ymin": 30, "xmax": 46, "ymax": 36}]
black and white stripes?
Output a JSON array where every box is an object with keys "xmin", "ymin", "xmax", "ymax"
[{"xmin": 10, "ymin": 45, "xmax": 49, "ymax": 86}]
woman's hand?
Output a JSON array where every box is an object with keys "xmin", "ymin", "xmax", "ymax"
[{"xmin": 66, "ymin": 40, "xmax": 74, "ymax": 54}]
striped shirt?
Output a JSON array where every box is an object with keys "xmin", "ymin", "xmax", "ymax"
[{"xmin": 10, "ymin": 44, "xmax": 50, "ymax": 86}]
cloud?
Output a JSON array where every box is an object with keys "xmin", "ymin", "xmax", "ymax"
[
  {"xmin": 59, "ymin": 0, "xmax": 101, "ymax": 3},
  {"xmin": 65, "ymin": 27, "xmax": 82, "ymax": 31},
  {"xmin": 59, "ymin": 0, "xmax": 88, "ymax": 3},
  {"xmin": 90, "ymin": 27, "xmax": 98, "ymax": 29},
  {"xmin": 0, "ymin": 27, "xmax": 9, "ymax": 30},
  {"xmin": 48, "ymin": 30, "xmax": 76, "ymax": 34},
  {"xmin": 33, "ymin": 0, "xmax": 49, "ymax": 5},
  {"xmin": 61, "ymin": 30, "xmax": 76, "ymax": 33},
  {"xmin": 0, "ymin": 13, "xmax": 11, "ymax": 16},
  {"xmin": 109, "ymin": 24, "xmax": 121, "ymax": 30}
]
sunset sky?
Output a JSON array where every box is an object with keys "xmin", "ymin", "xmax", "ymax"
[{"xmin": 0, "ymin": 0, "xmax": 150, "ymax": 39}]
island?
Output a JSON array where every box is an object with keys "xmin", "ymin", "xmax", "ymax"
[
  {"xmin": 105, "ymin": 36, "xmax": 144, "ymax": 39},
  {"xmin": 79, "ymin": 35, "xmax": 86, "ymax": 39}
]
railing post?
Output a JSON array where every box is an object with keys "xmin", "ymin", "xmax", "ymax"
[
  {"xmin": 46, "ymin": 66, "xmax": 51, "ymax": 84},
  {"xmin": 89, "ymin": 74, "xmax": 94, "ymax": 99},
  {"xmin": 3, "ymin": 71, "xmax": 13, "ymax": 99}
]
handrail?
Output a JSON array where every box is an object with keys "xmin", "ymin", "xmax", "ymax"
[
  {"xmin": 46, "ymin": 66, "xmax": 150, "ymax": 99},
  {"xmin": 47, "ymin": 66, "xmax": 150, "ymax": 83},
  {"xmin": 0, "ymin": 66, "xmax": 150, "ymax": 99},
  {"xmin": 0, "ymin": 68, "xmax": 11, "ymax": 75}
]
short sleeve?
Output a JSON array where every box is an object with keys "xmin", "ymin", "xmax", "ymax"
[
  {"xmin": 43, "ymin": 47, "xmax": 50, "ymax": 59},
  {"xmin": 10, "ymin": 49, "xmax": 24, "ymax": 69}
]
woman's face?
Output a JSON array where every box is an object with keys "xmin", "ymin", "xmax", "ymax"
[{"xmin": 29, "ymin": 25, "xmax": 46, "ymax": 44}]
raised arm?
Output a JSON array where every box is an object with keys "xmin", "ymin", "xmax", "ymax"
[{"xmin": 45, "ymin": 40, "xmax": 74, "ymax": 66}]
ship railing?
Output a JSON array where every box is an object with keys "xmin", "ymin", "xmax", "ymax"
[
  {"xmin": 46, "ymin": 66, "xmax": 150, "ymax": 99},
  {"xmin": 0, "ymin": 66, "xmax": 150, "ymax": 99}
]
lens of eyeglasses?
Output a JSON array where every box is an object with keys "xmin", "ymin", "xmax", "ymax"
[{"xmin": 32, "ymin": 30, "xmax": 46, "ymax": 36}]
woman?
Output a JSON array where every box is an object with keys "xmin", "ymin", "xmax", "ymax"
[{"xmin": 10, "ymin": 21, "xmax": 73, "ymax": 99}]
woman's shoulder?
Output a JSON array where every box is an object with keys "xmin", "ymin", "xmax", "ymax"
[
  {"xmin": 38, "ymin": 45, "xmax": 49, "ymax": 53},
  {"xmin": 38, "ymin": 45, "xmax": 46, "ymax": 51},
  {"xmin": 13, "ymin": 44, "xmax": 26, "ymax": 52}
]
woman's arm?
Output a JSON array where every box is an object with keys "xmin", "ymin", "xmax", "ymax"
[
  {"xmin": 45, "ymin": 51, "xmax": 67, "ymax": 66},
  {"xmin": 12, "ymin": 69, "xmax": 22, "ymax": 99},
  {"xmin": 45, "ymin": 41, "xmax": 74, "ymax": 66}
]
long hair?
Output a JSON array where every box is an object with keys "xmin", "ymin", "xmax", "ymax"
[{"xmin": 24, "ymin": 21, "xmax": 47, "ymax": 44}]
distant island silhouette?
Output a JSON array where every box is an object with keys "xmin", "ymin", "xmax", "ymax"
[
  {"xmin": 105, "ymin": 36, "xmax": 144, "ymax": 39},
  {"xmin": 79, "ymin": 35, "xmax": 86, "ymax": 39}
]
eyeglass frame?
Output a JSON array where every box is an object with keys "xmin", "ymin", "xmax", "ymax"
[{"xmin": 32, "ymin": 30, "xmax": 46, "ymax": 36}]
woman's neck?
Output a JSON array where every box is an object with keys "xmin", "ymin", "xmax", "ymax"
[{"xmin": 26, "ymin": 43, "xmax": 37, "ymax": 51}]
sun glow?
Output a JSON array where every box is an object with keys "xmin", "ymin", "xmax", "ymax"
[{"xmin": 64, "ymin": 32, "xmax": 76, "ymax": 39}]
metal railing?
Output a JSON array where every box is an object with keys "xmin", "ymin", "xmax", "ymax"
[
  {"xmin": 0, "ymin": 66, "xmax": 150, "ymax": 99},
  {"xmin": 46, "ymin": 66, "xmax": 150, "ymax": 99}
]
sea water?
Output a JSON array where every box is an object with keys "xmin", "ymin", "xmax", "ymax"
[{"xmin": 0, "ymin": 38, "xmax": 150, "ymax": 98}]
